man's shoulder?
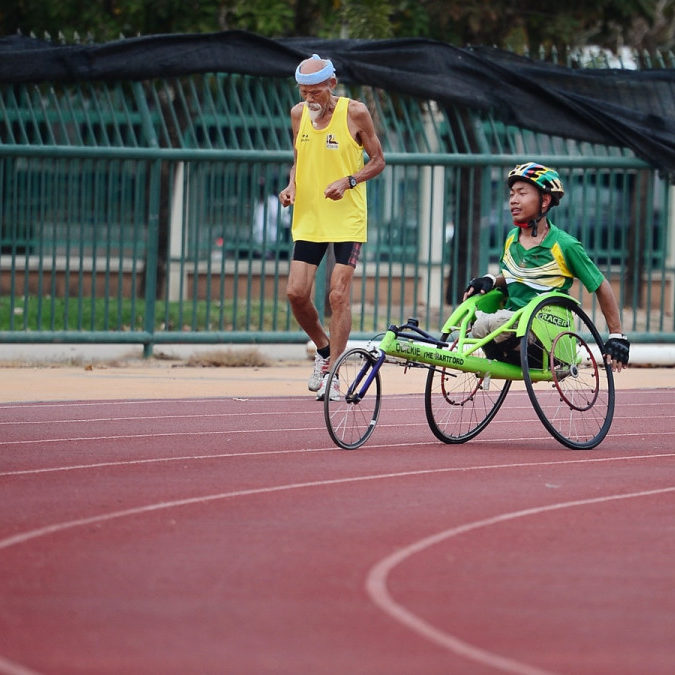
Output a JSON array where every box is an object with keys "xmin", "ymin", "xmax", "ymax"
[
  {"xmin": 346, "ymin": 98, "xmax": 370, "ymax": 118},
  {"xmin": 548, "ymin": 222, "xmax": 583, "ymax": 246},
  {"xmin": 346, "ymin": 97, "xmax": 367, "ymax": 109},
  {"xmin": 503, "ymin": 227, "xmax": 519, "ymax": 244}
]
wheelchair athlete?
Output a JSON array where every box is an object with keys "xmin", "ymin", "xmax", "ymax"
[{"xmin": 464, "ymin": 162, "xmax": 629, "ymax": 372}]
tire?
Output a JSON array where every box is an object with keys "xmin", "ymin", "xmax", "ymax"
[
  {"xmin": 425, "ymin": 334, "xmax": 511, "ymax": 443},
  {"xmin": 520, "ymin": 296, "xmax": 615, "ymax": 449},
  {"xmin": 324, "ymin": 348, "xmax": 382, "ymax": 450}
]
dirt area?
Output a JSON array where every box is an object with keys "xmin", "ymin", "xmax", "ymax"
[{"xmin": 0, "ymin": 360, "xmax": 671, "ymax": 403}]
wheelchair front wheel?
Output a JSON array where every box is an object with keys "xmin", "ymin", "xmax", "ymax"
[
  {"xmin": 324, "ymin": 348, "xmax": 382, "ymax": 450},
  {"xmin": 521, "ymin": 296, "xmax": 615, "ymax": 449},
  {"xmin": 425, "ymin": 334, "xmax": 512, "ymax": 443}
]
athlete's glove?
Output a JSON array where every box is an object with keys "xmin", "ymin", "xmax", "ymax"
[
  {"xmin": 465, "ymin": 274, "xmax": 496, "ymax": 297},
  {"xmin": 604, "ymin": 333, "xmax": 630, "ymax": 367}
]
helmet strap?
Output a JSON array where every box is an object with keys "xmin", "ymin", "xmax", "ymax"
[
  {"xmin": 513, "ymin": 213, "xmax": 546, "ymax": 236},
  {"xmin": 512, "ymin": 192, "xmax": 551, "ymax": 237},
  {"xmin": 530, "ymin": 193, "xmax": 548, "ymax": 237}
]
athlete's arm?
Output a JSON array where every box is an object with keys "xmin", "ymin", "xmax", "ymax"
[
  {"xmin": 595, "ymin": 279, "xmax": 622, "ymax": 335},
  {"xmin": 348, "ymin": 100, "xmax": 386, "ymax": 184},
  {"xmin": 279, "ymin": 103, "xmax": 304, "ymax": 207},
  {"xmin": 324, "ymin": 100, "xmax": 385, "ymax": 201},
  {"xmin": 595, "ymin": 278, "xmax": 628, "ymax": 371}
]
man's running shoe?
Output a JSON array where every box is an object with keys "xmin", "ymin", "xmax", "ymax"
[
  {"xmin": 308, "ymin": 353, "xmax": 329, "ymax": 391},
  {"xmin": 316, "ymin": 374, "xmax": 340, "ymax": 401}
]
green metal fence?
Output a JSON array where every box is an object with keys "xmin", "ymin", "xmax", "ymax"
[{"xmin": 1, "ymin": 73, "xmax": 673, "ymax": 355}]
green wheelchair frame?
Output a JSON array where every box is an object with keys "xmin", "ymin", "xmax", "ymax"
[{"xmin": 324, "ymin": 290, "xmax": 615, "ymax": 450}]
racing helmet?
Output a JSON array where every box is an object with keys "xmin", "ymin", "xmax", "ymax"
[{"xmin": 507, "ymin": 163, "xmax": 565, "ymax": 206}]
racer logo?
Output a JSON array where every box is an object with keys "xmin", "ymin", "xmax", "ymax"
[
  {"xmin": 537, "ymin": 311, "xmax": 570, "ymax": 328},
  {"xmin": 325, "ymin": 134, "xmax": 339, "ymax": 149}
]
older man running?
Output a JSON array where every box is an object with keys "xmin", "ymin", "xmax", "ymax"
[{"xmin": 279, "ymin": 54, "xmax": 385, "ymax": 401}]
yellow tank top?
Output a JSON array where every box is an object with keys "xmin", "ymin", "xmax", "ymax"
[{"xmin": 292, "ymin": 96, "xmax": 366, "ymax": 242}]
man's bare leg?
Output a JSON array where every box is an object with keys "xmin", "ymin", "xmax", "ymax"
[
  {"xmin": 326, "ymin": 263, "xmax": 355, "ymax": 362},
  {"xmin": 286, "ymin": 259, "xmax": 329, "ymax": 350}
]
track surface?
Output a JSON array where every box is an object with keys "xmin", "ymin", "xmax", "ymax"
[{"xmin": 1, "ymin": 387, "xmax": 674, "ymax": 674}]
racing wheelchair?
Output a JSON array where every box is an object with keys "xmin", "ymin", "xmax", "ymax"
[{"xmin": 323, "ymin": 290, "xmax": 615, "ymax": 450}]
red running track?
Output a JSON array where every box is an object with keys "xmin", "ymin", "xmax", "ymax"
[{"xmin": 1, "ymin": 388, "xmax": 674, "ymax": 674}]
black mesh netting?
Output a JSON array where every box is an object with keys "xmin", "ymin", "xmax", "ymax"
[{"xmin": 1, "ymin": 31, "xmax": 674, "ymax": 175}]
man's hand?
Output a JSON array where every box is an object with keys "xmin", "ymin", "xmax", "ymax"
[
  {"xmin": 463, "ymin": 274, "xmax": 496, "ymax": 301},
  {"xmin": 324, "ymin": 177, "xmax": 349, "ymax": 201},
  {"xmin": 279, "ymin": 185, "xmax": 295, "ymax": 207},
  {"xmin": 604, "ymin": 334, "xmax": 630, "ymax": 372}
]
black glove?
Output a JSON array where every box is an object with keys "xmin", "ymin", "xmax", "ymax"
[
  {"xmin": 604, "ymin": 334, "xmax": 630, "ymax": 366},
  {"xmin": 465, "ymin": 274, "xmax": 496, "ymax": 297}
]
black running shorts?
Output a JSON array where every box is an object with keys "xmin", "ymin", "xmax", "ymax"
[{"xmin": 292, "ymin": 241, "xmax": 362, "ymax": 268}]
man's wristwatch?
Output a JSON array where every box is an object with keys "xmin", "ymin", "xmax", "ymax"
[{"xmin": 347, "ymin": 175, "xmax": 357, "ymax": 189}]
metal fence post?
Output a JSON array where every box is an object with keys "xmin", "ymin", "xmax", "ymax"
[
  {"xmin": 143, "ymin": 158, "xmax": 161, "ymax": 357},
  {"xmin": 132, "ymin": 81, "xmax": 162, "ymax": 357}
]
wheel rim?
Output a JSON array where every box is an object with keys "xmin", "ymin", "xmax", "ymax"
[
  {"xmin": 550, "ymin": 330, "xmax": 599, "ymax": 412},
  {"xmin": 522, "ymin": 298, "xmax": 615, "ymax": 449},
  {"xmin": 439, "ymin": 340, "xmax": 484, "ymax": 405},
  {"xmin": 425, "ymin": 337, "xmax": 511, "ymax": 444},
  {"xmin": 439, "ymin": 367, "xmax": 484, "ymax": 405},
  {"xmin": 324, "ymin": 349, "xmax": 381, "ymax": 450}
]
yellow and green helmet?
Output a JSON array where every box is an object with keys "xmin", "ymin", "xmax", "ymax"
[{"xmin": 507, "ymin": 162, "xmax": 565, "ymax": 206}]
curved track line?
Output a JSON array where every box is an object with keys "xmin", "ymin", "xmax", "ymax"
[
  {"xmin": 2, "ymin": 463, "xmax": 673, "ymax": 674},
  {"xmin": 0, "ymin": 656, "xmax": 40, "ymax": 675},
  {"xmin": 3, "ymin": 450, "xmax": 674, "ymax": 479},
  {"xmin": 0, "ymin": 447, "xmax": 327, "ymax": 476},
  {"xmin": 3, "ymin": 410, "xmax": 671, "ymax": 428},
  {"xmin": 2, "ymin": 423, "xmax": 674, "ymax": 448},
  {"xmin": 365, "ymin": 486, "xmax": 675, "ymax": 675},
  {"xmin": 2, "ymin": 458, "xmax": 673, "ymax": 551}
]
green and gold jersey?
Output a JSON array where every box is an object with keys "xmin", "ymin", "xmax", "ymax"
[{"xmin": 500, "ymin": 222, "xmax": 605, "ymax": 310}]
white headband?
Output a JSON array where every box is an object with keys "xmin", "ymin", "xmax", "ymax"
[{"xmin": 295, "ymin": 54, "xmax": 335, "ymax": 85}]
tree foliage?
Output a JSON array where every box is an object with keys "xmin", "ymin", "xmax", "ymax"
[{"xmin": 1, "ymin": 0, "xmax": 673, "ymax": 51}]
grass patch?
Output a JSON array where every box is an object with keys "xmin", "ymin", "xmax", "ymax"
[{"xmin": 0, "ymin": 296, "xmax": 299, "ymax": 333}]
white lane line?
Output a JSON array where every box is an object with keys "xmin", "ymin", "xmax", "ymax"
[
  {"xmin": 2, "ymin": 449, "xmax": 674, "ymax": 479},
  {"xmin": 0, "ymin": 397, "xmax": 304, "ymax": 410},
  {"xmin": 0, "ymin": 389, "xmax": 668, "ymax": 413},
  {"xmin": 0, "ymin": 655, "xmax": 41, "ymax": 675},
  {"xmin": 0, "ymin": 426, "xmax": 328, "ymax": 446},
  {"xmin": 1, "ymin": 421, "xmax": 674, "ymax": 449},
  {"xmin": 0, "ymin": 403, "xmax": 425, "ymax": 425},
  {"xmin": 0, "ymin": 411, "xmax": 322, "ymax": 426},
  {"xmin": 2, "ymin": 409, "xmax": 672, "ymax": 428},
  {"xmin": 365, "ymin": 486, "xmax": 675, "ymax": 675},
  {"xmin": 0, "ymin": 447, "xmax": 328, "ymax": 476},
  {"xmin": 1, "ymin": 463, "xmax": 673, "ymax": 674},
  {"xmin": 2, "ymin": 458, "xmax": 674, "ymax": 551}
]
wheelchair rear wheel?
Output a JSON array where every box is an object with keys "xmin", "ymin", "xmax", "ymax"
[{"xmin": 520, "ymin": 296, "xmax": 615, "ymax": 449}]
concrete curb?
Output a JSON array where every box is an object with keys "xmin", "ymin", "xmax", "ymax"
[{"xmin": 1, "ymin": 340, "xmax": 673, "ymax": 367}]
